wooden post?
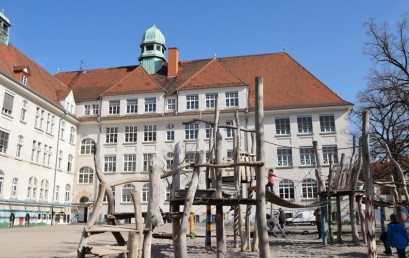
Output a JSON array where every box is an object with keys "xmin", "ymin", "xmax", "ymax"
[
  {"xmin": 313, "ymin": 141, "xmax": 327, "ymax": 245},
  {"xmin": 349, "ymin": 136, "xmax": 360, "ymax": 245},
  {"xmin": 357, "ymin": 195, "xmax": 367, "ymax": 244},
  {"xmin": 215, "ymin": 132, "xmax": 226, "ymax": 258},
  {"xmin": 336, "ymin": 196, "xmax": 342, "ymax": 243},
  {"xmin": 142, "ymin": 154, "xmax": 164, "ymax": 258},
  {"xmin": 129, "ymin": 190, "xmax": 143, "ymax": 258},
  {"xmin": 327, "ymin": 156, "xmax": 334, "ymax": 245},
  {"xmin": 362, "ymin": 110, "xmax": 377, "ymax": 257},
  {"xmin": 248, "ymin": 132, "xmax": 256, "ymax": 252},
  {"xmin": 254, "ymin": 77, "xmax": 270, "ymax": 258},
  {"xmin": 176, "ymin": 150, "xmax": 204, "ymax": 258},
  {"xmin": 172, "ymin": 143, "xmax": 183, "ymax": 258},
  {"xmin": 233, "ymin": 111, "xmax": 245, "ymax": 250}
]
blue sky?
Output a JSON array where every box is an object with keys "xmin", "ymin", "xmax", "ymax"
[{"xmin": 1, "ymin": 1, "xmax": 408, "ymax": 104}]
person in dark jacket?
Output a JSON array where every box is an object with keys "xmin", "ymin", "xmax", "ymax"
[
  {"xmin": 278, "ymin": 208, "xmax": 286, "ymax": 229},
  {"xmin": 9, "ymin": 212, "xmax": 15, "ymax": 228},
  {"xmin": 314, "ymin": 207, "xmax": 322, "ymax": 239},
  {"xmin": 388, "ymin": 213, "xmax": 409, "ymax": 258}
]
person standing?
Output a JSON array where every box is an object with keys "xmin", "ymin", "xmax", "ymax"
[
  {"xmin": 265, "ymin": 169, "xmax": 276, "ymax": 193},
  {"xmin": 25, "ymin": 213, "xmax": 30, "ymax": 227},
  {"xmin": 278, "ymin": 208, "xmax": 286, "ymax": 229},
  {"xmin": 388, "ymin": 213, "xmax": 409, "ymax": 258},
  {"xmin": 314, "ymin": 207, "xmax": 322, "ymax": 239},
  {"xmin": 9, "ymin": 212, "xmax": 15, "ymax": 228}
]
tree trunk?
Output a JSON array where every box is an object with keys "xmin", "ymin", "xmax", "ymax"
[
  {"xmin": 215, "ymin": 132, "xmax": 226, "ymax": 258},
  {"xmin": 172, "ymin": 143, "xmax": 183, "ymax": 258}
]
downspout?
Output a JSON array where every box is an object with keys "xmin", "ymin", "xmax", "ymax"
[{"xmin": 51, "ymin": 111, "xmax": 67, "ymax": 226}]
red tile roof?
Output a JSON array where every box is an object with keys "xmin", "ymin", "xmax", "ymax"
[
  {"xmin": 0, "ymin": 43, "xmax": 69, "ymax": 105},
  {"xmin": 57, "ymin": 52, "xmax": 351, "ymax": 109}
]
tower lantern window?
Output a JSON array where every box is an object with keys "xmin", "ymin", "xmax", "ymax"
[
  {"xmin": 156, "ymin": 45, "xmax": 161, "ymax": 51},
  {"xmin": 146, "ymin": 45, "xmax": 154, "ymax": 51}
]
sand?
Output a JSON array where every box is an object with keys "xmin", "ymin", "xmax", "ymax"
[{"xmin": 0, "ymin": 223, "xmax": 394, "ymax": 257}]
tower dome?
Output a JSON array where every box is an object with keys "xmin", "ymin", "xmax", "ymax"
[{"xmin": 139, "ymin": 25, "xmax": 167, "ymax": 74}]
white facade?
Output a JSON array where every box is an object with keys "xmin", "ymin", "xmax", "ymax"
[{"xmin": 0, "ymin": 71, "xmax": 79, "ymax": 225}]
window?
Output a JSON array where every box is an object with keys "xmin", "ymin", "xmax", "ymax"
[
  {"xmin": 165, "ymin": 186, "xmax": 171, "ymax": 201},
  {"xmin": 299, "ymin": 147, "xmax": 315, "ymax": 166},
  {"xmin": 320, "ymin": 115, "xmax": 336, "ymax": 133},
  {"xmin": 27, "ymin": 176, "xmax": 38, "ymax": 200},
  {"xmin": 125, "ymin": 126, "xmax": 137, "ymax": 143},
  {"xmin": 206, "ymin": 93, "xmax": 217, "ymax": 109},
  {"xmin": 184, "ymin": 152, "xmax": 196, "ymax": 168},
  {"xmin": 124, "ymin": 154, "xmax": 136, "ymax": 172},
  {"xmin": 10, "ymin": 178, "xmax": 18, "ymax": 198},
  {"xmin": 55, "ymin": 185, "xmax": 60, "ymax": 202},
  {"xmin": 40, "ymin": 179, "xmax": 49, "ymax": 201},
  {"xmin": 16, "ymin": 144, "xmax": 23, "ymax": 158},
  {"xmin": 275, "ymin": 118, "xmax": 290, "ymax": 135},
  {"xmin": 84, "ymin": 104, "xmax": 99, "ymax": 115},
  {"xmin": 126, "ymin": 99, "xmax": 138, "ymax": 114},
  {"xmin": 227, "ymin": 149, "xmax": 234, "ymax": 160},
  {"xmin": 278, "ymin": 179, "xmax": 294, "ymax": 200},
  {"xmin": 225, "ymin": 92, "xmax": 239, "ymax": 107},
  {"xmin": 277, "ymin": 148, "xmax": 293, "ymax": 167},
  {"xmin": 78, "ymin": 166, "xmax": 94, "ymax": 184},
  {"xmin": 80, "ymin": 138, "xmax": 95, "ymax": 154},
  {"xmin": 67, "ymin": 155, "xmax": 73, "ymax": 172},
  {"xmin": 103, "ymin": 186, "xmax": 115, "ymax": 202},
  {"xmin": 69, "ymin": 127, "xmax": 75, "ymax": 144},
  {"xmin": 144, "ymin": 125, "xmax": 156, "ymax": 142},
  {"xmin": 109, "ymin": 100, "xmax": 120, "ymax": 114},
  {"xmin": 144, "ymin": 98, "xmax": 156, "ymax": 112},
  {"xmin": 21, "ymin": 74, "xmax": 27, "ymax": 85},
  {"xmin": 166, "ymin": 124, "xmax": 175, "ymax": 141},
  {"xmin": 0, "ymin": 130, "xmax": 9, "ymax": 153},
  {"xmin": 142, "ymin": 184, "xmax": 149, "ymax": 202},
  {"xmin": 2, "ymin": 92, "xmax": 14, "ymax": 115},
  {"xmin": 122, "ymin": 184, "xmax": 135, "ymax": 202},
  {"xmin": 146, "ymin": 45, "xmax": 154, "ymax": 51},
  {"xmin": 143, "ymin": 153, "xmax": 153, "ymax": 172},
  {"xmin": 166, "ymin": 152, "xmax": 174, "ymax": 171},
  {"xmin": 302, "ymin": 178, "xmax": 318, "ymax": 199},
  {"xmin": 167, "ymin": 98, "xmax": 176, "ymax": 110},
  {"xmin": 297, "ymin": 116, "xmax": 313, "ymax": 134},
  {"xmin": 205, "ymin": 123, "xmax": 212, "ymax": 139},
  {"xmin": 185, "ymin": 123, "xmax": 198, "ymax": 140},
  {"xmin": 20, "ymin": 108, "xmax": 27, "ymax": 122},
  {"xmin": 35, "ymin": 108, "xmax": 45, "ymax": 130},
  {"xmin": 186, "ymin": 95, "xmax": 199, "ymax": 110},
  {"xmin": 46, "ymin": 114, "xmax": 55, "ymax": 134},
  {"xmin": 65, "ymin": 184, "xmax": 71, "ymax": 202},
  {"xmin": 226, "ymin": 120, "xmax": 233, "ymax": 138},
  {"xmin": 322, "ymin": 145, "xmax": 338, "ymax": 164},
  {"xmin": 106, "ymin": 127, "xmax": 118, "ymax": 143},
  {"xmin": 104, "ymin": 155, "xmax": 117, "ymax": 172},
  {"xmin": 0, "ymin": 170, "xmax": 3, "ymax": 197}
]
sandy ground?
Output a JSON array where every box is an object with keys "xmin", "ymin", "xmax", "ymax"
[{"xmin": 0, "ymin": 223, "xmax": 397, "ymax": 257}]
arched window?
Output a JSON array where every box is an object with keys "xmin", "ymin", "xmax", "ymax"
[
  {"xmin": 27, "ymin": 176, "xmax": 38, "ymax": 200},
  {"xmin": 302, "ymin": 178, "xmax": 318, "ymax": 199},
  {"xmin": 80, "ymin": 138, "xmax": 95, "ymax": 155},
  {"xmin": 67, "ymin": 154, "xmax": 73, "ymax": 172},
  {"xmin": 142, "ymin": 184, "xmax": 149, "ymax": 202},
  {"xmin": 122, "ymin": 184, "xmax": 135, "ymax": 202},
  {"xmin": 0, "ymin": 170, "xmax": 4, "ymax": 197},
  {"xmin": 278, "ymin": 179, "xmax": 294, "ymax": 200},
  {"xmin": 78, "ymin": 167, "xmax": 94, "ymax": 184},
  {"xmin": 11, "ymin": 178, "xmax": 18, "ymax": 198},
  {"xmin": 65, "ymin": 184, "xmax": 71, "ymax": 202}
]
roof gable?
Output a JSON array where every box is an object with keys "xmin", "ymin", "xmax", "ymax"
[
  {"xmin": 103, "ymin": 66, "xmax": 164, "ymax": 96},
  {"xmin": 176, "ymin": 59, "xmax": 247, "ymax": 91}
]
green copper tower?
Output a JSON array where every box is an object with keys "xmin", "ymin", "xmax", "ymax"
[
  {"xmin": 139, "ymin": 25, "xmax": 166, "ymax": 74},
  {"xmin": 0, "ymin": 10, "xmax": 11, "ymax": 46}
]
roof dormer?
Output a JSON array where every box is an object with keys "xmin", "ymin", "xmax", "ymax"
[{"xmin": 13, "ymin": 66, "xmax": 31, "ymax": 85}]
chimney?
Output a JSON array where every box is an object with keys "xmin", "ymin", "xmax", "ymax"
[{"xmin": 168, "ymin": 47, "xmax": 179, "ymax": 77}]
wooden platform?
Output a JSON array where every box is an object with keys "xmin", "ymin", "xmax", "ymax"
[
  {"xmin": 85, "ymin": 225, "xmax": 139, "ymax": 234},
  {"xmin": 85, "ymin": 245, "xmax": 128, "ymax": 258},
  {"xmin": 170, "ymin": 197, "xmax": 256, "ymax": 206}
]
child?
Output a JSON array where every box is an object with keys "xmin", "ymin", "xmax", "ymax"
[{"xmin": 388, "ymin": 213, "xmax": 409, "ymax": 258}]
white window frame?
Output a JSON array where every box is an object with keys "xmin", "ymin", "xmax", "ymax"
[
  {"xmin": 125, "ymin": 126, "xmax": 138, "ymax": 143},
  {"xmin": 225, "ymin": 91, "xmax": 239, "ymax": 107},
  {"xmin": 106, "ymin": 127, "xmax": 118, "ymax": 143},
  {"xmin": 186, "ymin": 95, "xmax": 199, "ymax": 110},
  {"xmin": 108, "ymin": 100, "xmax": 120, "ymax": 115},
  {"xmin": 277, "ymin": 148, "xmax": 293, "ymax": 167},
  {"xmin": 205, "ymin": 93, "xmax": 217, "ymax": 109},
  {"xmin": 299, "ymin": 147, "xmax": 315, "ymax": 166},
  {"xmin": 320, "ymin": 115, "xmax": 336, "ymax": 133},
  {"xmin": 126, "ymin": 99, "xmax": 138, "ymax": 114},
  {"xmin": 302, "ymin": 178, "xmax": 318, "ymax": 199},
  {"xmin": 78, "ymin": 166, "xmax": 94, "ymax": 184},
  {"xmin": 124, "ymin": 154, "xmax": 136, "ymax": 172},
  {"xmin": 167, "ymin": 98, "xmax": 176, "ymax": 110},
  {"xmin": 278, "ymin": 179, "xmax": 295, "ymax": 200},
  {"xmin": 143, "ymin": 125, "xmax": 156, "ymax": 142},
  {"xmin": 104, "ymin": 155, "xmax": 117, "ymax": 172},
  {"xmin": 144, "ymin": 98, "xmax": 156, "ymax": 112},
  {"xmin": 275, "ymin": 117, "xmax": 290, "ymax": 135},
  {"xmin": 297, "ymin": 116, "xmax": 313, "ymax": 134},
  {"xmin": 185, "ymin": 123, "xmax": 198, "ymax": 140}
]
